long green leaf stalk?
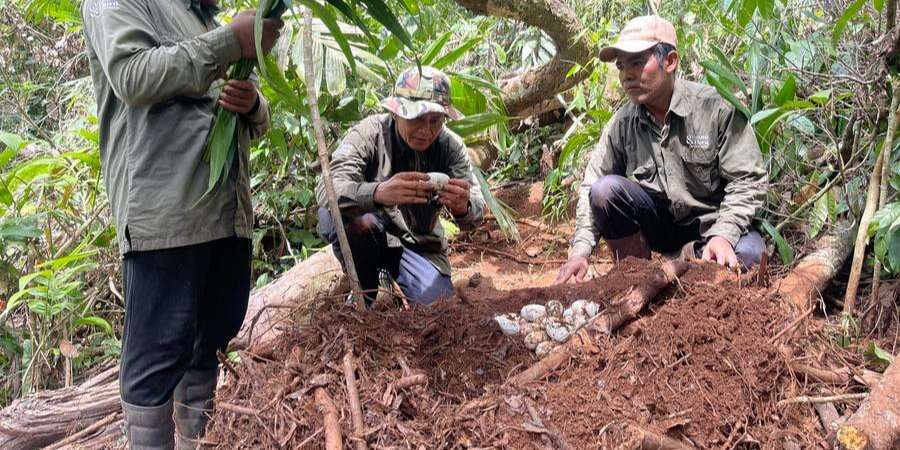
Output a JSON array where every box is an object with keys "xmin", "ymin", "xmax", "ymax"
[{"xmin": 199, "ymin": 0, "xmax": 290, "ymax": 203}]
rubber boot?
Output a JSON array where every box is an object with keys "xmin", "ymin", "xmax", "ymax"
[
  {"xmin": 122, "ymin": 398, "xmax": 175, "ymax": 450},
  {"xmin": 605, "ymin": 232, "xmax": 651, "ymax": 262},
  {"xmin": 173, "ymin": 368, "xmax": 218, "ymax": 450}
]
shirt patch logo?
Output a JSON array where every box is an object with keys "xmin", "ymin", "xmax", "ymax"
[
  {"xmin": 686, "ymin": 134, "xmax": 710, "ymax": 149},
  {"xmin": 88, "ymin": 0, "xmax": 119, "ymax": 17}
]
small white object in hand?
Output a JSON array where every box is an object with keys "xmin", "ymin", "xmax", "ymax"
[{"xmin": 427, "ymin": 172, "xmax": 449, "ymax": 191}]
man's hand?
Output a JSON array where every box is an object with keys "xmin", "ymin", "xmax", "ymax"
[
  {"xmin": 219, "ymin": 80, "xmax": 259, "ymax": 115},
  {"xmin": 373, "ymin": 172, "xmax": 432, "ymax": 206},
  {"xmin": 438, "ymin": 178, "xmax": 470, "ymax": 216},
  {"xmin": 555, "ymin": 256, "xmax": 588, "ymax": 284},
  {"xmin": 702, "ymin": 236, "xmax": 739, "ymax": 269},
  {"xmin": 228, "ymin": 11, "xmax": 283, "ymax": 60}
]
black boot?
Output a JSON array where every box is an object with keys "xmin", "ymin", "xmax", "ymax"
[
  {"xmin": 173, "ymin": 368, "xmax": 217, "ymax": 450},
  {"xmin": 122, "ymin": 398, "xmax": 175, "ymax": 450}
]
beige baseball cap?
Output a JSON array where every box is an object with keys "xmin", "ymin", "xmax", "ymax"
[{"xmin": 599, "ymin": 15, "xmax": 677, "ymax": 62}]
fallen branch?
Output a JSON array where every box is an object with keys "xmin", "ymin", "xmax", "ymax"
[
  {"xmin": 835, "ymin": 361, "xmax": 900, "ymax": 450},
  {"xmin": 218, "ymin": 402, "xmax": 259, "ymax": 417},
  {"xmin": 776, "ymin": 223, "xmax": 855, "ymax": 310},
  {"xmin": 393, "ymin": 374, "xmax": 428, "ymax": 389},
  {"xmin": 509, "ymin": 260, "xmax": 689, "ymax": 385},
  {"xmin": 777, "ymin": 392, "xmax": 868, "ymax": 407},
  {"xmin": 814, "ymin": 402, "xmax": 843, "ymax": 435},
  {"xmin": 314, "ymin": 388, "xmax": 343, "ymax": 450},
  {"xmin": 786, "ymin": 360, "xmax": 881, "ymax": 387},
  {"xmin": 302, "ymin": 9, "xmax": 363, "ymax": 306},
  {"xmin": 342, "ymin": 352, "xmax": 366, "ymax": 450},
  {"xmin": 614, "ymin": 425, "xmax": 696, "ymax": 450}
]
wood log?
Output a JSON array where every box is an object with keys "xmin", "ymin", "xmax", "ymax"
[
  {"xmin": 0, "ymin": 249, "xmax": 341, "ymax": 449},
  {"xmin": 342, "ymin": 352, "xmax": 366, "ymax": 450},
  {"xmin": 776, "ymin": 223, "xmax": 855, "ymax": 309},
  {"xmin": 509, "ymin": 260, "xmax": 689, "ymax": 385},
  {"xmin": 314, "ymin": 388, "xmax": 343, "ymax": 450},
  {"xmin": 836, "ymin": 361, "xmax": 900, "ymax": 450}
]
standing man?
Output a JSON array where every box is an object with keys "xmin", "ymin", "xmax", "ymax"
[
  {"xmin": 82, "ymin": 0, "xmax": 282, "ymax": 448},
  {"xmin": 316, "ymin": 66, "xmax": 484, "ymax": 305},
  {"xmin": 556, "ymin": 15, "xmax": 768, "ymax": 284}
]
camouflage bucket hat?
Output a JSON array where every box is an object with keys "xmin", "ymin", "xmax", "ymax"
[{"xmin": 381, "ymin": 66, "xmax": 463, "ymax": 120}]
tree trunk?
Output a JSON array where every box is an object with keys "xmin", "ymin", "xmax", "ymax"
[
  {"xmin": 451, "ymin": 0, "xmax": 593, "ymax": 116},
  {"xmin": 0, "ymin": 249, "xmax": 341, "ymax": 450},
  {"xmin": 835, "ymin": 361, "xmax": 900, "ymax": 450},
  {"xmin": 775, "ymin": 223, "xmax": 855, "ymax": 309}
]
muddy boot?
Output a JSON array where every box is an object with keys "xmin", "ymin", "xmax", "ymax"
[
  {"xmin": 173, "ymin": 368, "xmax": 217, "ymax": 450},
  {"xmin": 605, "ymin": 232, "xmax": 651, "ymax": 262},
  {"xmin": 122, "ymin": 398, "xmax": 175, "ymax": 450}
]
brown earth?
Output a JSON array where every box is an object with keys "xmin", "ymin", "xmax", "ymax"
[{"xmin": 199, "ymin": 183, "xmax": 870, "ymax": 449}]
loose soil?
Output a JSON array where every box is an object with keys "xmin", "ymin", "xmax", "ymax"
[{"xmin": 200, "ymin": 183, "xmax": 861, "ymax": 449}]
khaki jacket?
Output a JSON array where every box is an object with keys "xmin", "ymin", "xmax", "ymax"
[
  {"xmin": 571, "ymin": 79, "xmax": 767, "ymax": 258},
  {"xmin": 316, "ymin": 114, "xmax": 484, "ymax": 275},
  {"xmin": 82, "ymin": 0, "xmax": 270, "ymax": 254}
]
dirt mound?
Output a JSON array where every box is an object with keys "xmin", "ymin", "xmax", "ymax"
[{"xmin": 205, "ymin": 259, "xmax": 818, "ymax": 449}]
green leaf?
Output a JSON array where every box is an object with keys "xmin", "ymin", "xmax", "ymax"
[
  {"xmin": 448, "ymin": 71, "xmax": 505, "ymax": 97},
  {"xmin": 761, "ymin": 220, "xmax": 794, "ymax": 265},
  {"xmin": 705, "ymin": 73, "xmax": 751, "ymax": 118},
  {"xmin": 433, "ymin": 35, "xmax": 482, "ymax": 69},
  {"xmin": 450, "ymin": 78, "xmax": 487, "ymax": 116},
  {"xmin": 0, "ymin": 131, "xmax": 27, "ymax": 153},
  {"xmin": 832, "ymin": 0, "xmax": 867, "ymax": 47},
  {"xmin": 420, "ymin": 31, "xmax": 452, "ymax": 65},
  {"xmin": 874, "ymin": 0, "xmax": 885, "ymax": 12},
  {"xmin": 809, "ymin": 89, "xmax": 832, "ymax": 105},
  {"xmin": 201, "ymin": 111, "xmax": 238, "ymax": 201},
  {"xmin": 447, "ymin": 112, "xmax": 507, "ymax": 137},
  {"xmin": 76, "ymin": 316, "xmax": 114, "ymax": 335},
  {"xmin": 808, "ymin": 188, "xmax": 833, "ymax": 239},
  {"xmin": 356, "ymin": 0, "xmax": 414, "ymax": 50},
  {"xmin": 700, "ymin": 60, "xmax": 745, "ymax": 92},
  {"xmin": 864, "ymin": 341, "xmax": 893, "ymax": 369},
  {"xmin": 774, "ymin": 74, "xmax": 796, "ymax": 106},
  {"xmin": 296, "ymin": 0, "xmax": 358, "ymax": 76},
  {"xmin": 737, "ymin": 0, "xmax": 757, "ymax": 26},
  {"xmin": 0, "ymin": 181, "xmax": 11, "ymax": 207},
  {"xmin": 0, "ymin": 215, "xmax": 41, "ymax": 243}
]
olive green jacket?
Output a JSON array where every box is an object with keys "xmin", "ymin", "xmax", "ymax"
[
  {"xmin": 570, "ymin": 79, "xmax": 767, "ymax": 259},
  {"xmin": 316, "ymin": 114, "xmax": 484, "ymax": 275},
  {"xmin": 82, "ymin": 0, "xmax": 270, "ymax": 255}
]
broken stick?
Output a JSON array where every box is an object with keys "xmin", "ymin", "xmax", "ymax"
[
  {"xmin": 342, "ymin": 352, "xmax": 367, "ymax": 450},
  {"xmin": 615, "ymin": 425, "xmax": 695, "ymax": 450},
  {"xmin": 314, "ymin": 388, "xmax": 343, "ymax": 450},
  {"xmin": 510, "ymin": 260, "xmax": 689, "ymax": 385},
  {"xmin": 835, "ymin": 360, "xmax": 900, "ymax": 450}
]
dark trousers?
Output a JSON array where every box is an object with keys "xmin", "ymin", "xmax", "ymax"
[
  {"xmin": 120, "ymin": 237, "xmax": 251, "ymax": 406},
  {"xmin": 590, "ymin": 175, "xmax": 765, "ymax": 268},
  {"xmin": 317, "ymin": 208, "xmax": 452, "ymax": 305}
]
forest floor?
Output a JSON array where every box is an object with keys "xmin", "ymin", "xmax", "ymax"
[{"xmin": 199, "ymin": 182, "xmax": 889, "ymax": 449}]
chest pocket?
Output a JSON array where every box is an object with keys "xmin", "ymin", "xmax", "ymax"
[{"xmin": 679, "ymin": 142, "xmax": 718, "ymax": 196}]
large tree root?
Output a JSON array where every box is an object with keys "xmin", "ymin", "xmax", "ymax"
[
  {"xmin": 0, "ymin": 249, "xmax": 341, "ymax": 449},
  {"xmin": 835, "ymin": 360, "xmax": 900, "ymax": 450},
  {"xmin": 775, "ymin": 223, "xmax": 855, "ymax": 310},
  {"xmin": 509, "ymin": 260, "xmax": 689, "ymax": 385}
]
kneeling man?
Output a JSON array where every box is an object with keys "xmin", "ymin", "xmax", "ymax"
[
  {"xmin": 557, "ymin": 16, "xmax": 768, "ymax": 283},
  {"xmin": 317, "ymin": 66, "xmax": 484, "ymax": 304}
]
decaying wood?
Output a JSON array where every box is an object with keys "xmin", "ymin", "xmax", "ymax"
[
  {"xmin": 0, "ymin": 249, "xmax": 341, "ymax": 449},
  {"xmin": 393, "ymin": 374, "xmax": 428, "ymax": 389},
  {"xmin": 342, "ymin": 352, "xmax": 366, "ymax": 450},
  {"xmin": 776, "ymin": 223, "xmax": 855, "ymax": 309},
  {"xmin": 451, "ymin": 0, "xmax": 593, "ymax": 116},
  {"xmin": 314, "ymin": 388, "xmax": 343, "ymax": 450},
  {"xmin": 0, "ymin": 367, "xmax": 119, "ymax": 449},
  {"xmin": 615, "ymin": 425, "xmax": 696, "ymax": 450},
  {"xmin": 836, "ymin": 361, "xmax": 900, "ymax": 450},
  {"xmin": 510, "ymin": 260, "xmax": 689, "ymax": 385}
]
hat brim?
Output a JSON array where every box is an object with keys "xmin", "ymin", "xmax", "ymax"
[
  {"xmin": 381, "ymin": 96, "xmax": 463, "ymax": 121},
  {"xmin": 599, "ymin": 39, "xmax": 659, "ymax": 62}
]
